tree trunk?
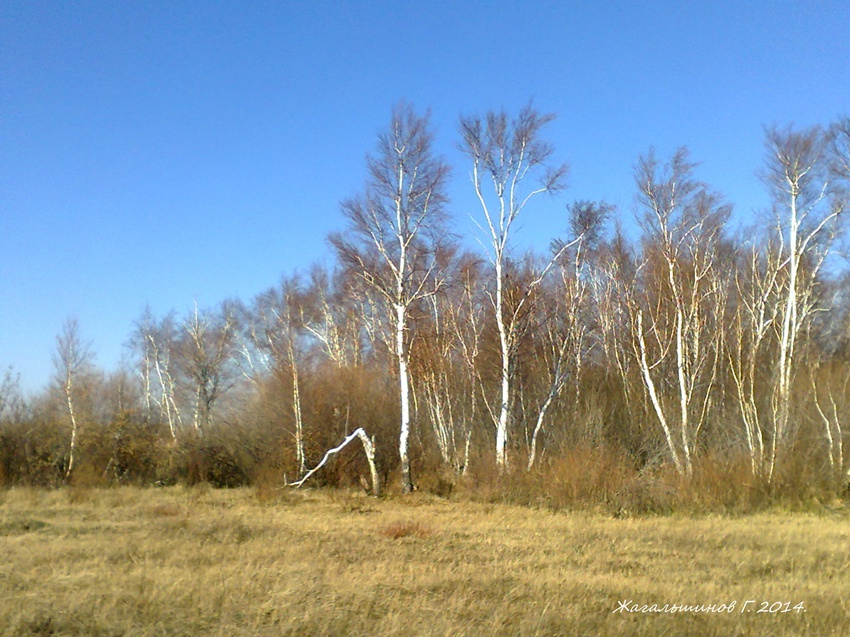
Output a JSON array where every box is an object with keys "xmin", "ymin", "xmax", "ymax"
[
  {"xmin": 64, "ymin": 370, "xmax": 78, "ymax": 479},
  {"xmin": 495, "ymin": 258, "xmax": 510, "ymax": 469},
  {"xmin": 397, "ymin": 303, "xmax": 414, "ymax": 493}
]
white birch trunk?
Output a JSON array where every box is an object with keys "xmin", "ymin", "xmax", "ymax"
[
  {"xmin": 770, "ymin": 192, "xmax": 799, "ymax": 482},
  {"xmin": 494, "ymin": 257, "xmax": 511, "ymax": 469},
  {"xmin": 527, "ymin": 385, "xmax": 558, "ymax": 471},
  {"xmin": 636, "ymin": 312, "xmax": 685, "ymax": 475},
  {"xmin": 64, "ymin": 369, "xmax": 78, "ymax": 479},
  {"xmin": 290, "ymin": 341, "xmax": 306, "ymax": 478},
  {"xmin": 674, "ymin": 302, "xmax": 693, "ymax": 476},
  {"xmin": 396, "ymin": 301, "xmax": 414, "ymax": 493}
]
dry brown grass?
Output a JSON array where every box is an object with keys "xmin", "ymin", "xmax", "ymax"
[
  {"xmin": 1, "ymin": 485, "xmax": 848, "ymax": 636},
  {"xmin": 378, "ymin": 519, "xmax": 435, "ymax": 539}
]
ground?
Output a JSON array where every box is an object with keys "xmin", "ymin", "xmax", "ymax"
[{"xmin": 1, "ymin": 485, "xmax": 848, "ymax": 636}]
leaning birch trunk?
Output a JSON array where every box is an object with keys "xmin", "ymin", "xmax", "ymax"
[
  {"xmin": 636, "ymin": 312, "xmax": 685, "ymax": 475},
  {"xmin": 290, "ymin": 427, "xmax": 380, "ymax": 497},
  {"xmin": 527, "ymin": 385, "xmax": 558, "ymax": 471},
  {"xmin": 150, "ymin": 338, "xmax": 181, "ymax": 440}
]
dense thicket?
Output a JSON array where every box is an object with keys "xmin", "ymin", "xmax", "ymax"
[{"xmin": 2, "ymin": 106, "xmax": 849, "ymax": 512}]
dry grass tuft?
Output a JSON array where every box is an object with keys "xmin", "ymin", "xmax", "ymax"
[
  {"xmin": 250, "ymin": 465, "xmax": 288, "ymax": 505},
  {"xmin": 377, "ymin": 519, "xmax": 435, "ymax": 539},
  {"xmin": 64, "ymin": 484, "xmax": 93, "ymax": 505},
  {"xmin": 149, "ymin": 502, "xmax": 184, "ymax": 517}
]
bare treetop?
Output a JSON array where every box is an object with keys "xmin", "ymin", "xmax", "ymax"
[
  {"xmin": 336, "ymin": 102, "xmax": 451, "ymax": 284},
  {"xmin": 53, "ymin": 317, "xmax": 95, "ymax": 382},
  {"xmin": 762, "ymin": 124, "xmax": 827, "ymax": 205},
  {"xmin": 459, "ymin": 104, "xmax": 568, "ymax": 254},
  {"xmin": 459, "ymin": 106, "xmax": 563, "ymax": 186}
]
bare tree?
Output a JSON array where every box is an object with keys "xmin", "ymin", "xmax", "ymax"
[
  {"xmin": 716, "ymin": 122, "xmax": 850, "ymax": 481},
  {"xmin": 130, "ymin": 309, "xmax": 183, "ymax": 439},
  {"xmin": 628, "ymin": 149, "xmax": 730, "ymax": 476},
  {"xmin": 413, "ymin": 252, "xmax": 486, "ymax": 475},
  {"xmin": 726, "ymin": 239, "xmax": 782, "ymax": 476},
  {"xmin": 130, "ymin": 308, "xmax": 155, "ymax": 419},
  {"xmin": 458, "ymin": 104, "xmax": 569, "ymax": 469},
  {"xmin": 526, "ymin": 201, "xmax": 610, "ymax": 470},
  {"xmin": 805, "ymin": 117, "xmax": 850, "ymax": 483},
  {"xmin": 53, "ymin": 318, "xmax": 94, "ymax": 479},
  {"xmin": 762, "ymin": 124, "xmax": 841, "ymax": 481},
  {"xmin": 300, "ymin": 265, "xmax": 364, "ymax": 369},
  {"xmin": 178, "ymin": 302, "xmax": 239, "ymax": 435},
  {"xmin": 810, "ymin": 358, "xmax": 849, "ymax": 482},
  {"xmin": 244, "ymin": 276, "xmax": 308, "ymax": 477},
  {"xmin": 594, "ymin": 225, "xmax": 642, "ymax": 436},
  {"xmin": 330, "ymin": 103, "xmax": 450, "ymax": 493},
  {"xmin": 0, "ymin": 367, "xmax": 26, "ymax": 422},
  {"xmin": 412, "ymin": 248, "xmax": 481, "ymax": 474}
]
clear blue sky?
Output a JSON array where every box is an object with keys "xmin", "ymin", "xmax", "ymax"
[{"xmin": 2, "ymin": 1, "xmax": 848, "ymax": 393}]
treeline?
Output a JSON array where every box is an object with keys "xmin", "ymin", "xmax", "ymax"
[{"xmin": 2, "ymin": 105, "xmax": 849, "ymax": 512}]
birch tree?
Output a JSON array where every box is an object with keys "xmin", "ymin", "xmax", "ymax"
[
  {"xmin": 810, "ymin": 358, "xmax": 850, "ymax": 483},
  {"xmin": 330, "ymin": 103, "xmax": 450, "ymax": 493},
  {"xmin": 244, "ymin": 277, "xmax": 308, "ymax": 477},
  {"xmin": 629, "ymin": 149, "xmax": 730, "ymax": 476},
  {"xmin": 801, "ymin": 119, "xmax": 850, "ymax": 482},
  {"xmin": 526, "ymin": 201, "xmax": 609, "ymax": 470},
  {"xmin": 300, "ymin": 265, "xmax": 364, "ymax": 369},
  {"xmin": 53, "ymin": 318, "xmax": 94, "ymax": 479},
  {"xmin": 459, "ymin": 104, "xmax": 569, "ymax": 469},
  {"xmin": 594, "ymin": 225, "xmax": 642, "ymax": 436},
  {"xmin": 143, "ymin": 312, "xmax": 183, "ymax": 438},
  {"xmin": 178, "ymin": 303, "xmax": 239, "ymax": 435},
  {"xmin": 130, "ymin": 307, "xmax": 183, "ymax": 438},
  {"xmin": 413, "ymin": 250, "xmax": 480, "ymax": 474},
  {"xmin": 762, "ymin": 124, "xmax": 841, "ymax": 481},
  {"xmin": 726, "ymin": 240, "xmax": 782, "ymax": 476}
]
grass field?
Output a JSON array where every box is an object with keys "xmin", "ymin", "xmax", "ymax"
[{"xmin": 1, "ymin": 485, "xmax": 848, "ymax": 636}]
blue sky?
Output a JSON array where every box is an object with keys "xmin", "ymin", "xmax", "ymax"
[{"xmin": 2, "ymin": 1, "xmax": 849, "ymax": 393}]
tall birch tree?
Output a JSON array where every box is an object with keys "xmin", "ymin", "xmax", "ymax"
[
  {"xmin": 331, "ymin": 103, "xmax": 450, "ymax": 493},
  {"xmin": 762, "ymin": 125, "xmax": 841, "ymax": 481},
  {"xmin": 458, "ymin": 104, "xmax": 568, "ymax": 469}
]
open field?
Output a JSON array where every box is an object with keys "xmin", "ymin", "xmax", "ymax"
[{"xmin": 1, "ymin": 486, "xmax": 848, "ymax": 636}]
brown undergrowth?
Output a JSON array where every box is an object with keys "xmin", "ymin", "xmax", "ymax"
[{"xmin": 453, "ymin": 445, "xmax": 848, "ymax": 516}]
